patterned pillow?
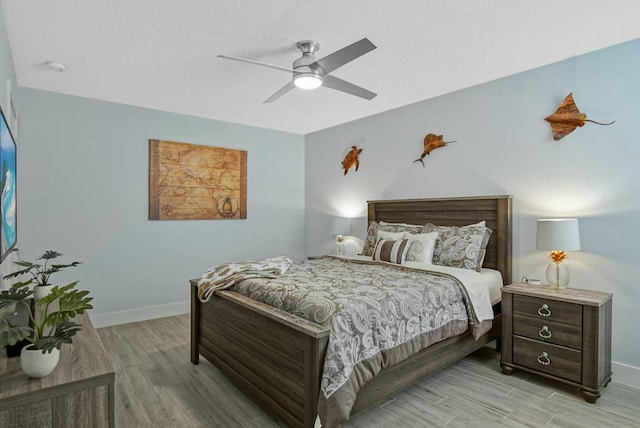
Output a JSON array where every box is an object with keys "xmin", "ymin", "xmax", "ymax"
[
  {"xmin": 421, "ymin": 221, "xmax": 485, "ymax": 256},
  {"xmin": 360, "ymin": 221, "xmax": 425, "ymax": 256},
  {"xmin": 372, "ymin": 238, "xmax": 410, "ymax": 264},
  {"xmin": 422, "ymin": 222, "xmax": 492, "ymax": 271},
  {"xmin": 405, "ymin": 232, "xmax": 439, "ymax": 264}
]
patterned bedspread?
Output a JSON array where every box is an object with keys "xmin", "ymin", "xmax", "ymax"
[{"xmin": 229, "ymin": 257, "xmax": 482, "ymax": 396}]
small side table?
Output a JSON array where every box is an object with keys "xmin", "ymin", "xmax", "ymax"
[{"xmin": 500, "ymin": 283, "xmax": 612, "ymax": 403}]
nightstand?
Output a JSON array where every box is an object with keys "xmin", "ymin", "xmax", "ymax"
[{"xmin": 500, "ymin": 283, "xmax": 612, "ymax": 403}]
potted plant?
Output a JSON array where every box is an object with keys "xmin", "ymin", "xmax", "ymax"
[
  {"xmin": 0, "ymin": 251, "xmax": 92, "ymax": 378},
  {"xmin": 5, "ymin": 250, "xmax": 81, "ymax": 300}
]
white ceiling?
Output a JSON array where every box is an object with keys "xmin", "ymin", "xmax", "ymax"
[{"xmin": 2, "ymin": 0, "xmax": 640, "ymax": 135}]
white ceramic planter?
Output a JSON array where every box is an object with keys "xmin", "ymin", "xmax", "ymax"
[
  {"xmin": 20, "ymin": 345, "xmax": 60, "ymax": 378},
  {"xmin": 33, "ymin": 285, "xmax": 53, "ymax": 300}
]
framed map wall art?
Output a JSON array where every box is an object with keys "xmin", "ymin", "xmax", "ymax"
[
  {"xmin": 0, "ymin": 106, "xmax": 17, "ymax": 261},
  {"xmin": 149, "ymin": 139, "xmax": 247, "ymax": 220}
]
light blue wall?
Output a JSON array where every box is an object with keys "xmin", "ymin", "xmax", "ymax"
[
  {"xmin": 305, "ymin": 39, "xmax": 640, "ymax": 370},
  {"xmin": 17, "ymin": 88, "xmax": 305, "ymax": 315}
]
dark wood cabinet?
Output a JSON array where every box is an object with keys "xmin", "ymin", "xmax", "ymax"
[{"xmin": 501, "ymin": 283, "xmax": 612, "ymax": 403}]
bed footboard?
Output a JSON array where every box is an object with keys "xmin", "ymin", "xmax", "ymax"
[{"xmin": 191, "ymin": 281, "xmax": 329, "ymax": 428}]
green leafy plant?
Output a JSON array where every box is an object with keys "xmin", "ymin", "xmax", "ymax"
[
  {"xmin": 0, "ymin": 251, "xmax": 92, "ymax": 353},
  {"xmin": 4, "ymin": 250, "xmax": 81, "ymax": 287}
]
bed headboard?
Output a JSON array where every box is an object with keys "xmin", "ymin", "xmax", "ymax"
[{"xmin": 367, "ymin": 195, "xmax": 512, "ymax": 284}]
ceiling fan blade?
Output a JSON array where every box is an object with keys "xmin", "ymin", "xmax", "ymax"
[
  {"xmin": 217, "ymin": 55, "xmax": 293, "ymax": 74},
  {"xmin": 311, "ymin": 38, "xmax": 376, "ymax": 74},
  {"xmin": 323, "ymin": 75, "xmax": 377, "ymax": 100},
  {"xmin": 263, "ymin": 81, "xmax": 297, "ymax": 103}
]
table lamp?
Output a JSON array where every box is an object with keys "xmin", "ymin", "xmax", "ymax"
[
  {"xmin": 536, "ymin": 218, "xmax": 581, "ymax": 288},
  {"xmin": 332, "ymin": 217, "xmax": 351, "ymax": 256}
]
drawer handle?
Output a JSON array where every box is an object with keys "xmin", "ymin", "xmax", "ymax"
[
  {"xmin": 537, "ymin": 352, "xmax": 551, "ymax": 366},
  {"xmin": 538, "ymin": 325, "xmax": 552, "ymax": 339},
  {"xmin": 537, "ymin": 304, "xmax": 551, "ymax": 317}
]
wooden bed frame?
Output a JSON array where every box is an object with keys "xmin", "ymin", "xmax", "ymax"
[{"xmin": 191, "ymin": 195, "xmax": 512, "ymax": 427}]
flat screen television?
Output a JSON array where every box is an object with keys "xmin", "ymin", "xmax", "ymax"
[{"xmin": 0, "ymin": 105, "xmax": 17, "ymax": 262}]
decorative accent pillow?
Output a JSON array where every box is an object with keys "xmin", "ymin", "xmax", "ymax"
[
  {"xmin": 372, "ymin": 238, "xmax": 410, "ymax": 264},
  {"xmin": 404, "ymin": 232, "xmax": 439, "ymax": 264},
  {"xmin": 422, "ymin": 222, "xmax": 492, "ymax": 271},
  {"xmin": 360, "ymin": 222, "xmax": 379, "ymax": 256},
  {"xmin": 361, "ymin": 221, "xmax": 425, "ymax": 256}
]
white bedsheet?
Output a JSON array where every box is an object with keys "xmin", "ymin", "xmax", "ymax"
[{"xmin": 480, "ymin": 268, "xmax": 504, "ymax": 306}]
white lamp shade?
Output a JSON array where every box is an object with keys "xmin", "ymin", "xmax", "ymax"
[
  {"xmin": 536, "ymin": 218, "xmax": 581, "ymax": 251},
  {"xmin": 350, "ymin": 216, "xmax": 368, "ymax": 240}
]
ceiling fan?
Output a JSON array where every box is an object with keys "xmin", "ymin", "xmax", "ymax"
[{"xmin": 218, "ymin": 38, "xmax": 377, "ymax": 103}]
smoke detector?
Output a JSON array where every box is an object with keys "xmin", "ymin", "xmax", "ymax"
[{"xmin": 45, "ymin": 61, "xmax": 67, "ymax": 72}]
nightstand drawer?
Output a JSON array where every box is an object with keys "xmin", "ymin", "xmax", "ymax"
[
  {"xmin": 513, "ymin": 314, "xmax": 582, "ymax": 349},
  {"xmin": 514, "ymin": 295, "xmax": 582, "ymax": 327},
  {"xmin": 513, "ymin": 336, "xmax": 581, "ymax": 383}
]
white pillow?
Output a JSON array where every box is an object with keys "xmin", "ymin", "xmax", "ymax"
[
  {"xmin": 404, "ymin": 232, "xmax": 438, "ymax": 264},
  {"xmin": 376, "ymin": 230, "xmax": 405, "ymax": 241}
]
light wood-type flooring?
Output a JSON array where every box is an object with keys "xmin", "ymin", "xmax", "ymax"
[{"xmin": 97, "ymin": 314, "xmax": 640, "ymax": 427}]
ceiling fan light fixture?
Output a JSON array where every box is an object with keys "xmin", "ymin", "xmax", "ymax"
[{"xmin": 294, "ymin": 73, "xmax": 323, "ymax": 90}]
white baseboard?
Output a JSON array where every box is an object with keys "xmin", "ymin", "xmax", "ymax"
[
  {"xmin": 611, "ymin": 361, "xmax": 640, "ymax": 389},
  {"xmin": 89, "ymin": 301, "xmax": 190, "ymax": 328}
]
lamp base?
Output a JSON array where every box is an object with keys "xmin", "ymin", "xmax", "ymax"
[
  {"xmin": 335, "ymin": 235, "xmax": 345, "ymax": 256},
  {"xmin": 546, "ymin": 261, "xmax": 570, "ymax": 288}
]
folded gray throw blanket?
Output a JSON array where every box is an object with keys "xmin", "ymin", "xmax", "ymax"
[{"xmin": 197, "ymin": 256, "xmax": 292, "ymax": 302}]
